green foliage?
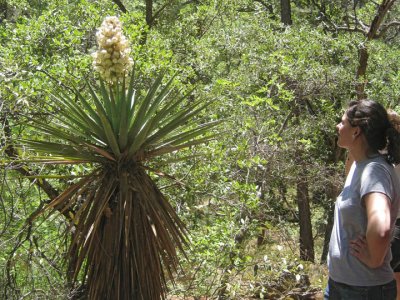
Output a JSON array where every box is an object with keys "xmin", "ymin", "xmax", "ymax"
[
  {"xmin": 364, "ymin": 40, "xmax": 400, "ymax": 108},
  {"xmin": 0, "ymin": 170, "xmax": 69, "ymax": 299},
  {"xmin": 1, "ymin": 0, "xmax": 400, "ymax": 298}
]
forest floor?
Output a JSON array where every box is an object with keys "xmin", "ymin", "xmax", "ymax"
[
  {"xmin": 168, "ymin": 290, "xmax": 324, "ymax": 300},
  {"xmin": 168, "ymin": 288, "xmax": 324, "ymax": 299}
]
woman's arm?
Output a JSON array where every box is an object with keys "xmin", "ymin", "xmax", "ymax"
[{"xmin": 350, "ymin": 192, "xmax": 392, "ymax": 268}]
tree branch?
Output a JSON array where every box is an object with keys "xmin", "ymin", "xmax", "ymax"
[
  {"xmin": 376, "ymin": 20, "xmax": 400, "ymax": 37},
  {"xmin": 151, "ymin": 0, "xmax": 175, "ymax": 27},
  {"xmin": 349, "ymin": 14, "xmax": 370, "ymax": 32},
  {"xmin": 1, "ymin": 113, "xmax": 73, "ymax": 221},
  {"xmin": 112, "ymin": 0, "xmax": 127, "ymax": 13},
  {"xmin": 2, "ymin": 117, "xmax": 59, "ymax": 200},
  {"xmin": 254, "ymin": 0, "xmax": 274, "ymax": 14},
  {"xmin": 367, "ymin": 0, "xmax": 397, "ymax": 39},
  {"xmin": 324, "ymin": 24, "xmax": 367, "ymax": 34}
]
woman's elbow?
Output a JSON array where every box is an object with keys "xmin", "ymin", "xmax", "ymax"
[
  {"xmin": 366, "ymin": 258, "xmax": 386, "ymax": 269},
  {"xmin": 369, "ymin": 233, "xmax": 391, "ymax": 268}
]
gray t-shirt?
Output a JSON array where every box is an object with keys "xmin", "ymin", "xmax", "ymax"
[{"xmin": 328, "ymin": 155, "xmax": 400, "ymax": 286}]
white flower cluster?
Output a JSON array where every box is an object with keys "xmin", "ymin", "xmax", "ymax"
[{"xmin": 92, "ymin": 16, "xmax": 133, "ymax": 83}]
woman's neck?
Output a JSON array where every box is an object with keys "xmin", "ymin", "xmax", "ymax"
[
  {"xmin": 349, "ymin": 147, "xmax": 378, "ymax": 162},
  {"xmin": 349, "ymin": 136, "xmax": 378, "ymax": 162}
]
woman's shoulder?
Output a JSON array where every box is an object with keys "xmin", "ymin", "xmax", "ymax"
[
  {"xmin": 362, "ymin": 157, "xmax": 393, "ymax": 178},
  {"xmin": 364, "ymin": 155, "xmax": 392, "ymax": 168}
]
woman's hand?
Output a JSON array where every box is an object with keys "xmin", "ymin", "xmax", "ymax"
[{"xmin": 350, "ymin": 235, "xmax": 371, "ymax": 266}]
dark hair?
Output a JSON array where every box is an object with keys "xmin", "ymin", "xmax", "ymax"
[{"xmin": 346, "ymin": 99, "xmax": 400, "ymax": 164}]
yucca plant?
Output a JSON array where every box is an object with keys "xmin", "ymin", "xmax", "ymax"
[{"xmin": 21, "ymin": 17, "xmax": 219, "ymax": 299}]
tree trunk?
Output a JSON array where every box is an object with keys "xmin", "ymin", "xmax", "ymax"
[
  {"xmin": 355, "ymin": 0, "xmax": 396, "ymax": 100},
  {"xmin": 0, "ymin": 0, "xmax": 7, "ymax": 20},
  {"xmin": 296, "ymin": 176, "xmax": 314, "ymax": 262},
  {"xmin": 320, "ymin": 201, "xmax": 334, "ymax": 264},
  {"xmin": 280, "ymin": 0, "xmax": 292, "ymax": 25},
  {"xmin": 355, "ymin": 46, "xmax": 368, "ymax": 100},
  {"xmin": 320, "ymin": 144, "xmax": 344, "ymax": 263},
  {"xmin": 146, "ymin": 0, "xmax": 153, "ymax": 28}
]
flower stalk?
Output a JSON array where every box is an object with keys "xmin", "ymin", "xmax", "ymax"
[{"xmin": 92, "ymin": 16, "xmax": 133, "ymax": 84}]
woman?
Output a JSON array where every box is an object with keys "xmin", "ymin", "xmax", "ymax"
[
  {"xmin": 392, "ymin": 164, "xmax": 400, "ymax": 300},
  {"xmin": 388, "ymin": 110, "xmax": 400, "ymax": 300},
  {"xmin": 326, "ymin": 99, "xmax": 400, "ymax": 299}
]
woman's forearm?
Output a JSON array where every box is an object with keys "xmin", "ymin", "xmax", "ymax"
[{"xmin": 365, "ymin": 217, "xmax": 391, "ymax": 268}]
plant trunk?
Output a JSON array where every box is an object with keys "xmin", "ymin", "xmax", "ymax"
[{"xmin": 67, "ymin": 167, "xmax": 187, "ymax": 300}]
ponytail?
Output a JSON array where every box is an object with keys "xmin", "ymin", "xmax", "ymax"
[{"xmin": 386, "ymin": 110, "xmax": 400, "ymax": 165}]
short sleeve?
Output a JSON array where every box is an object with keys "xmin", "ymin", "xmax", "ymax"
[{"xmin": 360, "ymin": 162, "xmax": 394, "ymax": 203}]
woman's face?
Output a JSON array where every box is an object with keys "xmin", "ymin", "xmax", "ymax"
[{"xmin": 336, "ymin": 113, "xmax": 357, "ymax": 149}]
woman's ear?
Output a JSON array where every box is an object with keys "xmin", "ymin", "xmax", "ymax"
[{"xmin": 353, "ymin": 127, "xmax": 361, "ymax": 138}]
